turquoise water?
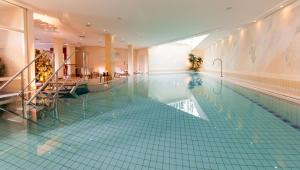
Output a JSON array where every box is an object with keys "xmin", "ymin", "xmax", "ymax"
[{"xmin": 0, "ymin": 73, "xmax": 300, "ymax": 169}]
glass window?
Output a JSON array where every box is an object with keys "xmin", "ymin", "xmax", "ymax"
[
  {"xmin": 0, "ymin": 0, "xmax": 24, "ymax": 31},
  {"xmin": 0, "ymin": 0, "xmax": 25, "ymax": 77},
  {"xmin": 0, "ymin": 29, "xmax": 25, "ymax": 76}
]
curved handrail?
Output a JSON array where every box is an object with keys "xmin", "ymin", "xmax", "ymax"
[
  {"xmin": 0, "ymin": 51, "xmax": 53, "ymax": 90},
  {"xmin": 213, "ymin": 57, "xmax": 223, "ymax": 77},
  {"xmin": 27, "ymin": 52, "xmax": 75, "ymax": 104}
]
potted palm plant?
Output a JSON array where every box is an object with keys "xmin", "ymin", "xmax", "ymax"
[{"xmin": 188, "ymin": 53, "xmax": 203, "ymax": 71}]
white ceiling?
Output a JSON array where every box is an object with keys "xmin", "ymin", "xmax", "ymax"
[{"xmin": 14, "ymin": 0, "xmax": 290, "ymax": 48}]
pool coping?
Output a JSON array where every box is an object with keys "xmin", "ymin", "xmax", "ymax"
[{"xmin": 201, "ymin": 72, "xmax": 300, "ymax": 105}]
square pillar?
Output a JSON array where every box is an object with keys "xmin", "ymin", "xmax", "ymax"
[
  {"xmin": 144, "ymin": 48, "xmax": 149, "ymax": 74},
  {"xmin": 53, "ymin": 38, "xmax": 64, "ymax": 77},
  {"xmin": 105, "ymin": 34, "xmax": 114, "ymax": 77},
  {"xmin": 24, "ymin": 9, "xmax": 35, "ymax": 88},
  {"xmin": 66, "ymin": 45, "xmax": 76, "ymax": 76}
]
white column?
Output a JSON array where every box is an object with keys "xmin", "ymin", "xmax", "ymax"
[
  {"xmin": 105, "ymin": 34, "xmax": 114, "ymax": 77},
  {"xmin": 128, "ymin": 45, "xmax": 134, "ymax": 76},
  {"xmin": 134, "ymin": 51, "xmax": 139, "ymax": 73},
  {"xmin": 24, "ymin": 9, "xmax": 35, "ymax": 87},
  {"xmin": 66, "ymin": 45, "xmax": 76, "ymax": 76},
  {"xmin": 53, "ymin": 38, "xmax": 64, "ymax": 77},
  {"xmin": 144, "ymin": 48, "xmax": 149, "ymax": 74}
]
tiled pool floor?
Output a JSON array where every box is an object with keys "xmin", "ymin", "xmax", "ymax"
[{"xmin": 0, "ymin": 74, "xmax": 300, "ymax": 169}]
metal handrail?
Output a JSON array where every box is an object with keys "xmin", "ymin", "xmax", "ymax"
[
  {"xmin": 27, "ymin": 52, "xmax": 75, "ymax": 104},
  {"xmin": 213, "ymin": 57, "xmax": 223, "ymax": 77},
  {"xmin": 0, "ymin": 51, "xmax": 52, "ymax": 90},
  {"xmin": 52, "ymin": 51, "xmax": 87, "ymax": 98},
  {"xmin": 18, "ymin": 71, "xmax": 44, "ymax": 95},
  {"xmin": 52, "ymin": 75, "xmax": 72, "ymax": 98}
]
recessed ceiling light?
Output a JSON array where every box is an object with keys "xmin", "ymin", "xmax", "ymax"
[
  {"xmin": 253, "ymin": 20, "xmax": 257, "ymax": 23},
  {"xmin": 86, "ymin": 22, "xmax": 92, "ymax": 27},
  {"xmin": 103, "ymin": 29, "xmax": 110, "ymax": 33},
  {"xmin": 226, "ymin": 7, "xmax": 232, "ymax": 10},
  {"xmin": 280, "ymin": 5, "xmax": 284, "ymax": 8}
]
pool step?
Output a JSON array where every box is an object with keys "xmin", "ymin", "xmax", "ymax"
[
  {"xmin": 0, "ymin": 94, "xmax": 58, "ymax": 118},
  {"xmin": 0, "ymin": 109, "xmax": 28, "ymax": 127},
  {"xmin": 0, "ymin": 91, "xmax": 19, "ymax": 106}
]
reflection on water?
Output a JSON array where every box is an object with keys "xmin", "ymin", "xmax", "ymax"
[
  {"xmin": 37, "ymin": 136, "xmax": 61, "ymax": 156},
  {"xmin": 148, "ymin": 73, "xmax": 208, "ymax": 120},
  {"xmin": 188, "ymin": 73, "xmax": 203, "ymax": 90},
  {"xmin": 213, "ymin": 80, "xmax": 223, "ymax": 95},
  {"xmin": 168, "ymin": 95, "xmax": 208, "ymax": 120}
]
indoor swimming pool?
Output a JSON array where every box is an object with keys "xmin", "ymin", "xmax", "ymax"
[{"xmin": 0, "ymin": 73, "xmax": 300, "ymax": 169}]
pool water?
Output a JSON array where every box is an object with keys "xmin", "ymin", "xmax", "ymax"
[{"xmin": 0, "ymin": 73, "xmax": 300, "ymax": 169}]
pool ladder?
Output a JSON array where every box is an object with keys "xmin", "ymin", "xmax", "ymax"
[
  {"xmin": 213, "ymin": 58, "xmax": 223, "ymax": 77},
  {"xmin": 0, "ymin": 50, "xmax": 83, "ymax": 119}
]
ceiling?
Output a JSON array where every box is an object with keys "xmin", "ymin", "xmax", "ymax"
[{"xmin": 13, "ymin": 0, "xmax": 290, "ymax": 48}]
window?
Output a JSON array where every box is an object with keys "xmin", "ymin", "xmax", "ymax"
[{"xmin": 0, "ymin": 0, "xmax": 25, "ymax": 77}]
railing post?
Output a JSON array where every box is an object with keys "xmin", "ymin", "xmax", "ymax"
[
  {"xmin": 82, "ymin": 96, "xmax": 86, "ymax": 119},
  {"xmin": 20, "ymin": 71, "xmax": 25, "ymax": 118},
  {"xmin": 54, "ymin": 98, "xmax": 59, "ymax": 119},
  {"xmin": 221, "ymin": 61, "xmax": 223, "ymax": 77},
  {"xmin": 55, "ymin": 72, "xmax": 58, "ymax": 90}
]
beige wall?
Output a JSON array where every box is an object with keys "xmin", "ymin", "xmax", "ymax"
[
  {"xmin": 191, "ymin": 49, "xmax": 204, "ymax": 57},
  {"xmin": 115, "ymin": 48, "xmax": 128, "ymax": 72},
  {"xmin": 149, "ymin": 43, "xmax": 192, "ymax": 73},
  {"xmin": 203, "ymin": 2, "xmax": 300, "ymax": 81},
  {"xmin": 76, "ymin": 46, "xmax": 128, "ymax": 73}
]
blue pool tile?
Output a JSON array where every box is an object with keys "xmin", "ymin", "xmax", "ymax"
[{"xmin": 0, "ymin": 73, "xmax": 300, "ymax": 170}]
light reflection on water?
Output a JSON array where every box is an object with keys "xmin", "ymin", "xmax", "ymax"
[
  {"xmin": 168, "ymin": 95, "xmax": 209, "ymax": 120},
  {"xmin": 149, "ymin": 73, "xmax": 208, "ymax": 119}
]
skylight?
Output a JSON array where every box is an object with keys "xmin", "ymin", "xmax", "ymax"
[
  {"xmin": 175, "ymin": 34, "xmax": 209, "ymax": 48},
  {"xmin": 33, "ymin": 13, "xmax": 59, "ymax": 26}
]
